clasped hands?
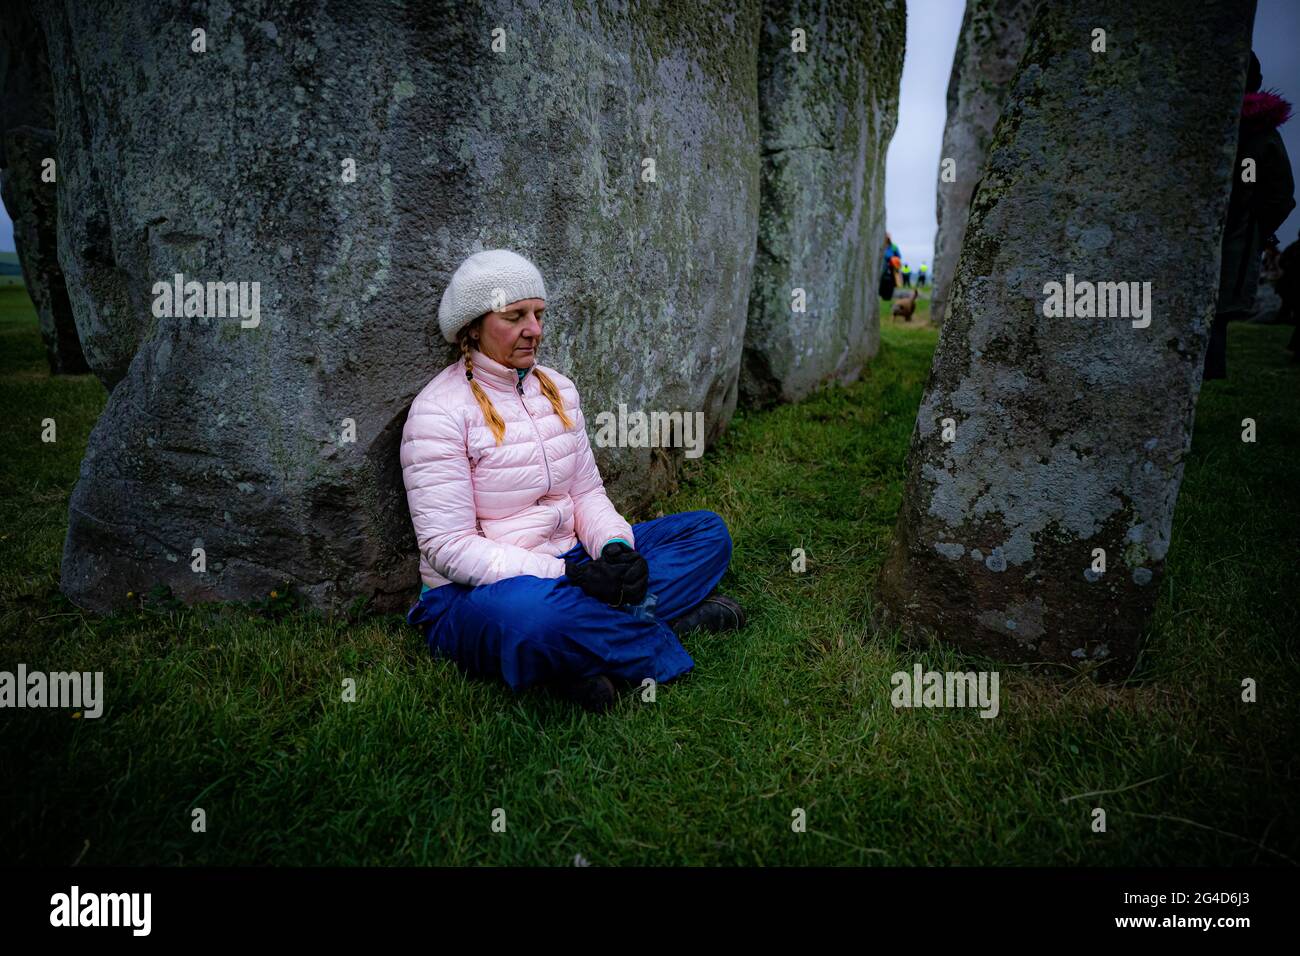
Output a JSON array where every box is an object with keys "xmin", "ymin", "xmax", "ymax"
[{"xmin": 564, "ymin": 541, "xmax": 649, "ymax": 606}]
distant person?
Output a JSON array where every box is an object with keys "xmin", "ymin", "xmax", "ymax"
[
  {"xmin": 884, "ymin": 233, "xmax": 901, "ymax": 264},
  {"xmin": 917, "ymin": 263, "xmax": 928, "ymax": 288},
  {"xmin": 1204, "ymin": 52, "xmax": 1295, "ymax": 380},
  {"xmin": 901, "ymin": 262, "xmax": 912, "ymax": 288},
  {"xmin": 880, "ymin": 234, "xmax": 898, "ymax": 300}
]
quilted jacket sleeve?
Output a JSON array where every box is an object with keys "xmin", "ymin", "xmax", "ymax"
[
  {"xmin": 1257, "ymin": 130, "xmax": 1296, "ymax": 239},
  {"xmin": 567, "ymin": 393, "xmax": 635, "ymax": 557},
  {"xmin": 401, "ymin": 402, "xmax": 566, "ymax": 586}
]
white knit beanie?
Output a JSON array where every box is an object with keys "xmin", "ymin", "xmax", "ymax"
[{"xmin": 438, "ymin": 249, "xmax": 548, "ymax": 343}]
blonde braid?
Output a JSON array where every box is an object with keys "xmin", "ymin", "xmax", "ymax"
[
  {"xmin": 533, "ymin": 368, "xmax": 575, "ymax": 429},
  {"xmin": 458, "ymin": 329, "xmax": 507, "ymax": 445}
]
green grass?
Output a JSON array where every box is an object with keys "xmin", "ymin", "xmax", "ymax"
[{"xmin": 1, "ymin": 283, "xmax": 1296, "ymax": 865}]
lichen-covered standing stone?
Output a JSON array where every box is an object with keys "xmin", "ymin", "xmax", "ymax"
[
  {"xmin": 741, "ymin": 0, "xmax": 904, "ymax": 406},
  {"xmin": 876, "ymin": 0, "xmax": 1255, "ymax": 674},
  {"xmin": 930, "ymin": 0, "xmax": 1036, "ymax": 329},
  {"xmin": 0, "ymin": 0, "xmax": 87, "ymax": 375},
  {"xmin": 38, "ymin": 0, "xmax": 764, "ymax": 614}
]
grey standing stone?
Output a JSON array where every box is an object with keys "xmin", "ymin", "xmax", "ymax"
[
  {"xmin": 876, "ymin": 0, "xmax": 1255, "ymax": 675},
  {"xmin": 0, "ymin": 0, "xmax": 87, "ymax": 375},
  {"xmin": 930, "ymin": 0, "xmax": 1036, "ymax": 328},
  {"xmin": 38, "ymin": 0, "xmax": 765, "ymax": 614},
  {"xmin": 740, "ymin": 0, "xmax": 904, "ymax": 407}
]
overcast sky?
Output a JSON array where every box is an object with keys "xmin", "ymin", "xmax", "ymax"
[
  {"xmin": 2, "ymin": 2, "xmax": 1297, "ymax": 269},
  {"xmin": 883, "ymin": 0, "xmax": 966, "ymax": 269},
  {"xmin": 885, "ymin": 0, "xmax": 1300, "ymax": 268}
]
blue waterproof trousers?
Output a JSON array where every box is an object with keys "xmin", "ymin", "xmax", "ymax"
[{"xmin": 406, "ymin": 509, "xmax": 733, "ymax": 691}]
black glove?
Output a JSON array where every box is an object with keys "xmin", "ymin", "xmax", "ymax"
[
  {"xmin": 564, "ymin": 542, "xmax": 649, "ymax": 606},
  {"xmin": 599, "ymin": 541, "xmax": 649, "ymax": 606}
]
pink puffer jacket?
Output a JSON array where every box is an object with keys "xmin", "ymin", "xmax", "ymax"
[{"xmin": 400, "ymin": 348, "xmax": 634, "ymax": 591}]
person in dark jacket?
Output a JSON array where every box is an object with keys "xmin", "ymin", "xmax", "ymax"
[
  {"xmin": 1279, "ymin": 230, "xmax": 1300, "ymax": 358},
  {"xmin": 879, "ymin": 233, "xmax": 901, "ymax": 301},
  {"xmin": 1204, "ymin": 52, "xmax": 1295, "ymax": 380}
]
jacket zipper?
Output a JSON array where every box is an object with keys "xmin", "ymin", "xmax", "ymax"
[{"xmin": 517, "ymin": 377, "xmax": 553, "ymax": 497}]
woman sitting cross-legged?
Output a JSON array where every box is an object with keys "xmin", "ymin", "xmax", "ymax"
[{"xmin": 401, "ymin": 249, "xmax": 747, "ymax": 713}]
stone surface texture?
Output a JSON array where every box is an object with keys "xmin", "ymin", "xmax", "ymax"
[
  {"xmin": 930, "ymin": 0, "xmax": 1036, "ymax": 328},
  {"xmin": 35, "ymin": 0, "xmax": 901, "ymax": 614},
  {"xmin": 876, "ymin": 0, "xmax": 1255, "ymax": 675},
  {"xmin": 0, "ymin": 0, "xmax": 87, "ymax": 375},
  {"xmin": 741, "ymin": 0, "xmax": 904, "ymax": 406}
]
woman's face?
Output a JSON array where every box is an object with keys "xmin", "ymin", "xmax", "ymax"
[{"xmin": 471, "ymin": 298, "xmax": 545, "ymax": 369}]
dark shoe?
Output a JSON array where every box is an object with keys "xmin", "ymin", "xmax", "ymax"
[
  {"xmin": 554, "ymin": 674, "xmax": 618, "ymax": 713},
  {"xmin": 669, "ymin": 592, "xmax": 746, "ymax": 637}
]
